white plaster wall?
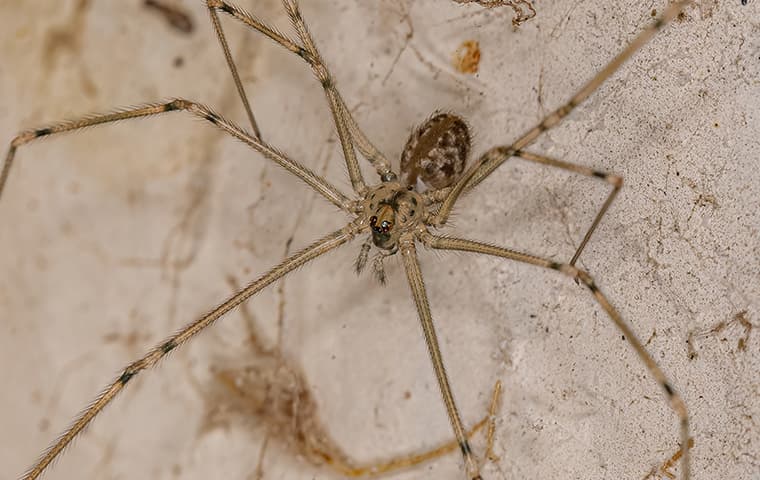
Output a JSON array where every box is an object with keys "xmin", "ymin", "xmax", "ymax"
[{"xmin": 0, "ymin": 1, "xmax": 757, "ymax": 479}]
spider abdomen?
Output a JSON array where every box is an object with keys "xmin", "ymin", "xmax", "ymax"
[{"xmin": 400, "ymin": 112, "xmax": 470, "ymax": 190}]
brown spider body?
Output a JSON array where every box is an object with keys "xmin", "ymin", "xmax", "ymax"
[
  {"xmin": 399, "ymin": 112, "xmax": 471, "ymax": 190},
  {"xmin": 358, "ymin": 113, "xmax": 470, "ymax": 271}
]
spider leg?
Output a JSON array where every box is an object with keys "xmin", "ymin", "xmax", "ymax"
[
  {"xmin": 281, "ymin": 0, "xmax": 366, "ymax": 193},
  {"xmin": 418, "ymin": 229, "xmax": 691, "ymax": 480},
  {"xmin": 432, "ymin": 0, "xmax": 692, "ymax": 226},
  {"xmin": 207, "ymin": 0, "xmax": 393, "ymax": 190},
  {"xmin": 280, "ymin": 0, "xmax": 394, "ymax": 181},
  {"xmin": 0, "ymin": 99, "xmax": 353, "ymax": 212},
  {"xmin": 206, "ymin": 3, "xmax": 261, "ymax": 139},
  {"xmin": 400, "ymin": 236, "xmax": 483, "ymax": 480},
  {"xmin": 513, "ymin": 150, "xmax": 622, "ymax": 266},
  {"xmin": 335, "ymin": 94, "xmax": 394, "ymax": 181},
  {"xmin": 209, "ymin": 0, "xmax": 391, "ymax": 170},
  {"xmin": 423, "ymin": 150, "xmax": 622, "ymax": 266},
  {"xmin": 20, "ymin": 222, "xmax": 363, "ymax": 480}
]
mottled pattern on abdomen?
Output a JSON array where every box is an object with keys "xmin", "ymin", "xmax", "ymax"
[{"xmin": 400, "ymin": 112, "xmax": 470, "ymax": 190}]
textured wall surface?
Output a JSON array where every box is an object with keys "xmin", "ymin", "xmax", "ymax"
[{"xmin": 0, "ymin": 1, "xmax": 758, "ymax": 479}]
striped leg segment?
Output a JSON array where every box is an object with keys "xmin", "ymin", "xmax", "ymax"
[
  {"xmin": 21, "ymin": 222, "xmax": 362, "ymax": 480},
  {"xmin": 0, "ymin": 99, "xmax": 352, "ymax": 212},
  {"xmin": 419, "ymin": 230, "xmax": 691, "ymax": 480}
]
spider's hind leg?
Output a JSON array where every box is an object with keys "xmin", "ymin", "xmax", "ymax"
[{"xmin": 512, "ymin": 150, "xmax": 623, "ymax": 266}]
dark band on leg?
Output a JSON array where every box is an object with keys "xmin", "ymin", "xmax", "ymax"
[
  {"xmin": 220, "ymin": 3, "xmax": 234, "ymax": 15},
  {"xmin": 459, "ymin": 440, "xmax": 473, "ymax": 456},
  {"xmin": 160, "ymin": 339, "xmax": 177, "ymax": 354},
  {"xmin": 204, "ymin": 112, "xmax": 220, "ymax": 125},
  {"xmin": 119, "ymin": 370, "xmax": 135, "ymax": 385}
]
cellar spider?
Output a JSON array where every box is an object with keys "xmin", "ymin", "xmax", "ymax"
[{"xmin": 0, "ymin": 0, "xmax": 694, "ymax": 479}]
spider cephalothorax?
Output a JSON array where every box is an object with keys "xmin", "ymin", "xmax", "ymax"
[
  {"xmin": 364, "ymin": 182, "xmax": 424, "ymax": 250},
  {"xmin": 355, "ymin": 181, "xmax": 425, "ymax": 282}
]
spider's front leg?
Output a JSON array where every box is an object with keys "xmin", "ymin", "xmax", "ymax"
[
  {"xmin": 207, "ymin": 0, "xmax": 394, "ymax": 191},
  {"xmin": 0, "ymin": 99, "xmax": 353, "ymax": 212}
]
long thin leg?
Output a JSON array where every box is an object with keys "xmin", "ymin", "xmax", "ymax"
[
  {"xmin": 206, "ymin": 0, "xmax": 392, "ymax": 184},
  {"xmin": 432, "ymin": 0, "xmax": 691, "ymax": 226},
  {"xmin": 335, "ymin": 95, "xmax": 394, "ymax": 180},
  {"xmin": 210, "ymin": 0, "xmax": 391, "ymax": 175},
  {"xmin": 283, "ymin": 0, "xmax": 393, "ymax": 180},
  {"xmin": 513, "ymin": 150, "xmax": 622, "ymax": 266},
  {"xmin": 207, "ymin": 0, "xmax": 364, "ymax": 193},
  {"xmin": 399, "ymin": 236, "xmax": 482, "ymax": 480},
  {"xmin": 418, "ymin": 229, "xmax": 691, "ymax": 480},
  {"xmin": 0, "ymin": 99, "xmax": 353, "ymax": 212},
  {"xmin": 423, "ymin": 150, "xmax": 622, "ymax": 265},
  {"xmin": 281, "ymin": 0, "xmax": 367, "ymax": 193},
  {"xmin": 21, "ymin": 222, "xmax": 362, "ymax": 480},
  {"xmin": 207, "ymin": 5, "xmax": 261, "ymax": 138}
]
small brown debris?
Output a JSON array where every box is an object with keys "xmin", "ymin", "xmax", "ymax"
[
  {"xmin": 144, "ymin": 0, "xmax": 194, "ymax": 34},
  {"xmin": 687, "ymin": 310, "xmax": 755, "ymax": 360},
  {"xmin": 642, "ymin": 438, "xmax": 694, "ymax": 480},
  {"xmin": 452, "ymin": 0, "xmax": 537, "ymax": 27},
  {"xmin": 453, "ymin": 40, "xmax": 481, "ymax": 74}
]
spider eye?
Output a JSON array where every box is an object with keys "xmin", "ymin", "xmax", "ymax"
[
  {"xmin": 370, "ymin": 216, "xmax": 378, "ymax": 226},
  {"xmin": 381, "ymin": 220, "xmax": 392, "ymax": 233}
]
